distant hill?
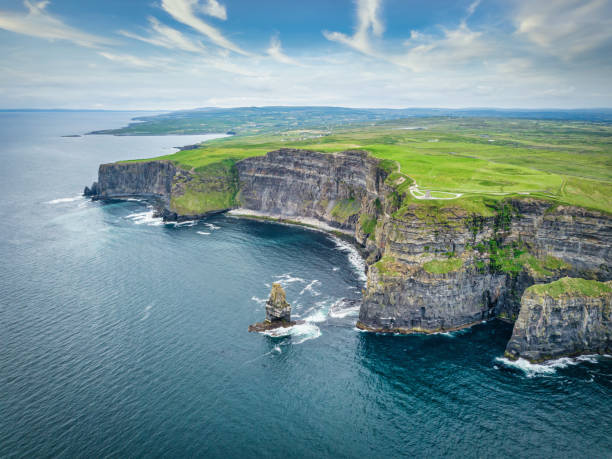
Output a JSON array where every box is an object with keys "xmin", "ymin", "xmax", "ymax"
[{"xmin": 87, "ymin": 106, "xmax": 612, "ymax": 136}]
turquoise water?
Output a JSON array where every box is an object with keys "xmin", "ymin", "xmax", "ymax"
[{"xmin": 1, "ymin": 112, "xmax": 611, "ymax": 458}]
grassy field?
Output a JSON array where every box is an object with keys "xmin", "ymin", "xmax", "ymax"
[{"xmin": 123, "ymin": 117, "xmax": 612, "ymax": 214}]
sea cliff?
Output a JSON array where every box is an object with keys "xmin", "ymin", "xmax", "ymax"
[
  {"xmin": 505, "ymin": 278, "xmax": 611, "ymax": 362},
  {"xmin": 86, "ymin": 148, "xmax": 612, "ymax": 360}
]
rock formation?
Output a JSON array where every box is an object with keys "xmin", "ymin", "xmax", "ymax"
[
  {"xmin": 249, "ymin": 283, "xmax": 299, "ymax": 332},
  {"xmin": 505, "ymin": 278, "xmax": 611, "ymax": 362}
]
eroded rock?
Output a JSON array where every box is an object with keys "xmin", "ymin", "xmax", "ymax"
[{"xmin": 505, "ymin": 278, "xmax": 612, "ymax": 362}]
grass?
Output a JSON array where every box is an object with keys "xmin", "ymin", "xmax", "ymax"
[
  {"xmin": 423, "ymin": 257, "xmax": 463, "ymax": 274},
  {"xmin": 119, "ymin": 116, "xmax": 612, "ymax": 214},
  {"xmin": 526, "ymin": 277, "xmax": 612, "ymax": 298},
  {"xmin": 373, "ymin": 255, "xmax": 407, "ymax": 277},
  {"xmin": 331, "ymin": 198, "xmax": 361, "ymax": 222},
  {"xmin": 522, "ymin": 254, "xmax": 572, "ymax": 276}
]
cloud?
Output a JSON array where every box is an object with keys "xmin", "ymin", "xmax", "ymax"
[
  {"xmin": 394, "ymin": 22, "xmax": 490, "ymax": 72},
  {"xmin": 161, "ymin": 0, "xmax": 248, "ymax": 55},
  {"xmin": 201, "ymin": 0, "xmax": 226, "ymax": 20},
  {"xmin": 0, "ymin": 0, "xmax": 111, "ymax": 48},
  {"xmin": 323, "ymin": 0, "xmax": 384, "ymax": 56},
  {"xmin": 119, "ymin": 17, "xmax": 206, "ymax": 53},
  {"xmin": 267, "ymin": 34, "xmax": 300, "ymax": 66},
  {"xmin": 98, "ymin": 51, "xmax": 169, "ymax": 68},
  {"xmin": 514, "ymin": 0, "xmax": 612, "ymax": 57}
]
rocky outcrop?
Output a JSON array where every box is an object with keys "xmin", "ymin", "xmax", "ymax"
[
  {"xmin": 505, "ymin": 278, "xmax": 612, "ymax": 362},
  {"xmin": 249, "ymin": 283, "xmax": 301, "ymax": 332},
  {"xmin": 94, "ymin": 161, "xmax": 176, "ymax": 201},
  {"xmin": 235, "ymin": 149, "xmax": 388, "ymax": 234}
]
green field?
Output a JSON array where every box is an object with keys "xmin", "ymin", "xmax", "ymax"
[{"xmin": 123, "ymin": 116, "xmax": 612, "ymax": 215}]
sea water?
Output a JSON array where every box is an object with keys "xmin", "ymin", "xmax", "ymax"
[{"xmin": 0, "ymin": 112, "xmax": 611, "ymax": 458}]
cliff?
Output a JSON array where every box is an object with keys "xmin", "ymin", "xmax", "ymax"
[
  {"xmin": 358, "ymin": 199, "xmax": 611, "ymax": 334},
  {"xmin": 235, "ymin": 148, "xmax": 388, "ymax": 234},
  {"xmin": 86, "ymin": 148, "xmax": 612, "ymax": 360},
  {"xmin": 87, "ymin": 159, "xmax": 238, "ymax": 220},
  {"xmin": 505, "ymin": 278, "xmax": 612, "ymax": 362}
]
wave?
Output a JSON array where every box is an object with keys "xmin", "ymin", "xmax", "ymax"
[
  {"xmin": 176, "ymin": 220, "xmax": 196, "ymax": 227},
  {"xmin": 329, "ymin": 299, "xmax": 360, "ymax": 318},
  {"xmin": 140, "ymin": 304, "xmax": 153, "ymax": 321},
  {"xmin": 495, "ymin": 354, "xmax": 609, "ymax": 378},
  {"xmin": 196, "ymin": 231, "xmax": 211, "ymax": 235},
  {"xmin": 331, "ymin": 237, "xmax": 367, "ymax": 283},
  {"xmin": 47, "ymin": 195, "xmax": 83, "ymax": 204},
  {"xmin": 262, "ymin": 322, "xmax": 321, "ymax": 344},
  {"xmin": 273, "ymin": 273, "xmax": 306, "ymax": 284},
  {"xmin": 251, "ymin": 296, "xmax": 267, "ymax": 306},
  {"xmin": 205, "ymin": 223, "xmax": 221, "ymax": 230},
  {"xmin": 125, "ymin": 210, "xmax": 164, "ymax": 226},
  {"xmin": 299, "ymin": 280, "xmax": 321, "ymax": 296}
]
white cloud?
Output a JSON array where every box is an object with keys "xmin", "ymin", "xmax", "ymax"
[
  {"xmin": 267, "ymin": 34, "xmax": 300, "ymax": 66},
  {"xmin": 161, "ymin": 0, "xmax": 248, "ymax": 55},
  {"xmin": 98, "ymin": 51, "xmax": 169, "ymax": 68},
  {"xmin": 201, "ymin": 0, "xmax": 226, "ymax": 20},
  {"xmin": 0, "ymin": 0, "xmax": 111, "ymax": 48},
  {"xmin": 515, "ymin": 0, "xmax": 612, "ymax": 57},
  {"xmin": 323, "ymin": 0, "xmax": 384, "ymax": 56},
  {"xmin": 119, "ymin": 17, "xmax": 206, "ymax": 53}
]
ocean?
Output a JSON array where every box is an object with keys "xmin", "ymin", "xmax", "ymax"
[{"xmin": 1, "ymin": 111, "xmax": 610, "ymax": 458}]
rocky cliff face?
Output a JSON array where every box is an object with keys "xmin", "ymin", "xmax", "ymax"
[
  {"xmin": 357, "ymin": 198, "xmax": 611, "ymax": 334},
  {"xmin": 95, "ymin": 161, "xmax": 176, "ymax": 202},
  {"xmin": 505, "ymin": 278, "xmax": 611, "ymax": 362},
  {"xmin": 235, "ymin": 149, "xmax": 388, "ymax": 233},
  {"xmin": 86, "ymin": 149, "xmax": 612, "ymax": 356}
]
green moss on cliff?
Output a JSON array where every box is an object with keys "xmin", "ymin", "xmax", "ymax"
[
  {"xmin": 522, "ymin": 254, "xmax": 571, "ymax": 276},
  {"xmin": 331, "ymin": 198, "xmax": 361, "ymax": 222},
  {"xmin": 360, "ymin": 214, "xmax": 377, "ymax": 235},
  {"xmin": 373, "ymin": 255, "xmax": 406, "ymax": 277},
  {"xmin": 527, "ymin": 277, "xmax": 612, "ymax": 298},
  {"xmin": 423, "ymin": 257, "xmax": 463, "ymax": 274},
  {"xmin": 170, "ymin": 160, "xmax": 238, "ymax": 215}
]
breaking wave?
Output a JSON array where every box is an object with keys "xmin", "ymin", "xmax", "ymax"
[
  {"xmin": 47, "ymin": 195, "xmax": 84, "ymax": 204},
  {"xmin": 495, "ymin": 354, "xmax": 608, "ymax": 378},
  {"xmin": 331, "ymin": 237, "xmax": 366, "ymax": 283},
  {"xmin": 125, "ymin": 210, "xmax": 164, "ymax": 226}
]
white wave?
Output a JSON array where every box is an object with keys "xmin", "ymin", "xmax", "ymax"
[
  {"xmin": 196, "ymin": 231, "xmax": 211, "ymax": 235},
  {"xmin": 495, "ymin": 354, "xmax": 609, "ymax": 378},
  {"xmin": 273, "ymin": 273, "xmax": 306, "ymax": 284},
  {"xmin": 332, "ymin": 267, "xmax": 340, "ymax": 271},
  {"xmin": 272, "ymin": 345, "xmax": 282, "ymax": 354},
  {"xmin": 299, "ymin": 280, "xmax": 321, "ymax": 296},
  {"xmin": 261, "ymin": 322, "xmax": 321, "ymax": 344},
  {"xmin": 329, "ymin": 299, "xmax": 361, "ymax": 319},
  {"xmin": 331, "ymin": 237, "xmax": 367, "ymax": 283},
  {"xmin": 140, "ymin": 304, "xmax": 153, "ymax": 321},
  {"xmin": 251, "ymin": 296, "xmax": 267, "ymax": 305},
  {"xmin": 176, "ymin": 220, "xmax": 196, "ymax": 227},
  {"xmin": 47, "ymin": 195, "xmax": 83, "ymax": 204},
  {"xmin": 125, "ymin": 210, "xmax": 164, "ymax": 226},
  {"xmin": 205, "ymin": 223, "xmax": 221, "ymax": 230}
]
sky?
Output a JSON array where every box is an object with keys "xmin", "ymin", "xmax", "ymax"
[{"xmin": 0, "ymin": 0, "xmax": 610, "ymax": 109}]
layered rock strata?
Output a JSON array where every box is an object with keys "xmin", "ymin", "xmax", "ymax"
[{"xmin": 505, "ymin": 278, "xmax": 611, "ymax": 362}]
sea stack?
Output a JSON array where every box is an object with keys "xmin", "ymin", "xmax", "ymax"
[
  {"xmin": 249, "ymin": 283, "xmax": 297, "ymax": 332},
  {"xmin": 505, "ymin": 278, "xmax": 611, "ymax": 363}
]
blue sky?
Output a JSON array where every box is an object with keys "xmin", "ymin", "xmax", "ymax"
[{"xmin": 0, "ymin": 0, "xmax": 610, "ymax": 109}]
